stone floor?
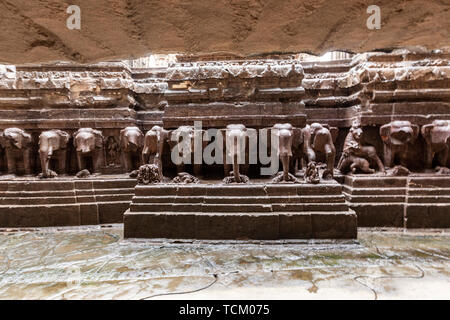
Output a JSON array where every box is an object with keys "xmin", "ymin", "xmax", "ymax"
[{"xmin": 0, "ymin": 225, "xmax": 448, "ymax": 300}]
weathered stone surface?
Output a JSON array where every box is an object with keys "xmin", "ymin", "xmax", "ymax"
[
  {"xmin": 124, "ymin": 183, "xmax": 357, "ymax": 239},
  {"xmin": 0, "ymin": 1, "xmax": 449, "ymax": 64}
]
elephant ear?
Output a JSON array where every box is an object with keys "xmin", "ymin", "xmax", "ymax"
[
  {"xmin": 22, "ymin": 131, "xmax": 32, "ymax": 146},
  {"xmin": 421, "ymin": 124, "xmax": 433, "ymax": 143},
  {"xmin": 380, "ymin": 124, "xmax": 391, "ymax": 143},
  {"xmin": 329, "ymin": 127, "xmax": 339, "ymax": 143},
  {"xmin": 93, "ymin": 130, "xmax": 104, "ymax": 149},
  {"xmin": 73, "ymin": 129, "xmax": 81, "ymax": 148},
  {"xmin": 411, "ymin": 124, "xmax": 420, "ymax": 141},
  {"xmin": 119, "ymin": 129, "xmax": 127, "ymax": 149},
  {"xmin": 0, "ymin": 131, "xmax": 4, "ymax": 148},
  {"xmin": 59, "ymin": 130, "xmax": 70, "ymax": 147}
]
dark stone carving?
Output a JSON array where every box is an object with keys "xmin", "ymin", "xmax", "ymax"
[
  {"xmin": 380, "ymin": 121, "xmax": 419, "ymax": 168},
  {"xmin": 222, "ymin": 124, "xmax": 252, "ymax": 183},
  {"xmin": 168, "ymin": 125, "xmax": 205, "ymax": 177},
  {"xmin": 308, "ymin": 123, "xmax": 337, "ymax": 179},
  {"xmin": 38, "ymin": 129, "xmax": 70, "ymax": 178},
  {"xmin": 338, "ymin": 124, "xmax": 385, "ymax": 174},
  {"xmin": 304, "ymin": 161, "xmax": 320, "ymax": 184},
  {"xmin": 0, "ymin": 127, "xmax": 32, "ymax": 175},
  {"xmin": 421, "ymin": 120, "xmax": 450, "ymax": 170},
  {"xmin": 137, "ymin": 164, "xmax": 161, "ymax": 184},
  {"xmin": 120, "ymin": 126, "xmax": 144, "ymax": 172},
  {"xmin": 271, "ymin": 123, "xmax": 300, "ymax": 183},
  {"xmin": 73, "ymin": 128, "xmax": 104, "ymax": 175},
  {"xmin": 172, "ymin": 172, "xmax": 199, "ymax": 184},
  {"xmin": 105, "ymin": 136, "xmax": 120, "ymax": 166},
  {"xmin": 142, "ymin": 125, "xmax": 169, "ymax": 179}
]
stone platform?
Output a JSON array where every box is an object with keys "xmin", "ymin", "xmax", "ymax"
[
  {"xmin": 343, "ymin": 174, "xmax": 450, "ymax": 228},
  {"xmin": 123, "ymin": 182, "xmax": 357, "ymax": 240},
  {"xmin": 0, "ymin": 176, "xmax": 136, "ymax": 227}
]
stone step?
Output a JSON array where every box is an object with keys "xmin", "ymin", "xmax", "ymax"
[
  {"xmin": 343, "ymin": 194, "xmax": 406, "ymax": 203},
  {"xmin": 129, "ymin": 203, "xmax": 274, "ymax": 213},
  {"xmin": 343, "ymin": 186, "xmax": 406, "ymax": 195},
  {"xmin": 1, "ymin": 188, "xmax": 134, "ymax": 198},
  {"xmin": 130, "ymin": 194, "xmax": 345, "ymax": 205},
  {"xmin": 272, "ymin": 203, "xmax": 350, "ymax": 212},
  {"xmin": 123, "ymin": 210, "xmax": 357, "ymax": 240},
  {"xmin": 407, "ymin": 196, "xmax": 450, "ymax": 203}
]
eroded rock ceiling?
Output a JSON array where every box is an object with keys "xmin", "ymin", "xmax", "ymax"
[{"xmin": 0, "ymin": 0, "xmax": 449, "ymax": 64}]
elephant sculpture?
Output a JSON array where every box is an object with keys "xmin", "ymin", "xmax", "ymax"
[
  {"xmin": 142, "ymin": 125, "xmax": 169, "ymax": 179},
  {"xmin": 308, "ymin": 123, "xmax": 338, "ymax": 179},
  {"xmin": 38, "ymin": 130, "xmax": 70, "ymax": 178},
  {"xmin": 270, "ymin": 123, "xmax": 301, "ymax": 182},
  {"xmin": 222, "ymin": 124, "xmax": 255, "ymax": 183},
  {"xmin": 291, "ymin": 125, "xmax": 315, "ymax": 174},
  {"xmin": 168, "ymin": 126, "xmax": 205, "ymax": 177},
  {"xmin": 337, "ymin": 124, "xmax": 385, "ymax": 174},
  {"xmin": 380, "ymin": 120, "xmax": 419, "ymax": 168},
  {"xmin": 120, "ymin": 126, "xmax": 144, "ymax": 172},
  {"xmin": 73, "ymin": 128, "xmax": 105, "ymax": 174},
  {"xmin": 0, "ymin": 127, "xmax": 32, "ymax": 175},
  {"xmin": 421, "ymin": 120, "xmax": 450, "ymax": 170}
]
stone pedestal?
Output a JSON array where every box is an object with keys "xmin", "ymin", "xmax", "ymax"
[
  {"xmin": 0, "ymin": 177, "xmax": 136, "ymax": 227},
  {"xmin": 343, "ymin": 174, "xmax": 450, "ymax": 228},
  {"xmin": 124, "ymin": 182, "xmax": 357, "ymax": 240}
]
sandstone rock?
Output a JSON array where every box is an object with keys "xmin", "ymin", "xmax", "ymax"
[{"xmin": 0, "ymin": 1, "xmax": 449, "ymax": 64}]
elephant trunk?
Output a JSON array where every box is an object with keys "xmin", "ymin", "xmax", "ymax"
[{"xmin": 233, "ymin": 153, "xmax": 241, "ymax": 183}]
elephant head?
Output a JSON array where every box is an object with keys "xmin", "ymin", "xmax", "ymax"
[
  {"xmin": 0, "ymin": 128, "xmax": 32, "ymax": 175},
  {"xmin": 120, "ymin": 126, "xmax": 143, "ymax": 153},
  {"xmin": 73, "ymin": 128, "xmax": 104, "ymax": 154},
  {"xmin": 380, "ymin": 120, "xmax": 419, "ymax": 146},
  {"xmin": 1, "ymin": 127, "xmax": 31, "ymax": 150},
  {"xmin": 38, "ymin": 130, "xmax": 70, "ymax": 177},
  {"xmin": 39, "ymin": 130, "xmax": 70, "ymax": 158},
  {"xmin": 421, "ymin": 120, "xmax": 450, "ymax": 146},
  {"xmin": 223, "ymin": 124, "xmax": 250, "ymax": 183},
  {"xmin": 142, "ymin": 125, "xmax": 169, "ymax": 178},
  {"xmin": 421, "ymin": 120, "xmax": 450, "ymax": 169}
]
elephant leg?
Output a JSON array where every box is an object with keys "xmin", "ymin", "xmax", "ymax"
[
  {"xmin": 325, "ymin": 144, "xmax": 335, "ymax": 176},
  {"xmin": 362, "ymin": 146, "xmax": 385, "ymax": 172},
  {"xmin": 398, "ymin": 147, "xmax": 409, "ymax": 167},
  {"xmin": 39, "ymin": 151, "xmax": 49, "ymax": 177},
  {"xmin": 22, "ymin": 149, "xmax": 32, "ymax": 175},
  {"xmin": 233, "ymin": 154, "xmax": 241, "ymax": 183},
  {"xmin": 424, "ymin": 144, "xmax": 434, "ymax": 169},
  {"xmin": 193, "ymin": 164, "xmax": 202, "ymax": 176},
  {"xmin": 280, "ymin": 154, "xmax": 290, "ymax": 181},
  {"xmin": 123, "ymin": 152, "xmax": 132, "ymax": 172},
  {"xmin": 437, "ymin": 147, "xmax": 449, "ymax": 168},
  {"xmin": 5, "ymin": 151, "xmax": 16, "ymax": 174},
  {"xmin": 93, "ymin": 151, "xmax": 104, "ymax": 174},
  {"xmin": 58, "ymin": 150, "xmax": 67, "ymax": 174},
  {"xmin": 76, "ymin": 153, "xmax": 85, "ymax": 171},
  {"xmin": 383, "ymin": 145, "xmax": 393, "ymax": 168}
]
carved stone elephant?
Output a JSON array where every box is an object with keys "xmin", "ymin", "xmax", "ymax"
[
  {"xmin": 270, "ymin": 123, "xmax": 300, "ymax": 182},
  {"xmin": 0, "ymin": 127, "xmax": 32, "ymax": 175},
  {"xmin": 291, "ymin": 125, "xmax": 315, "ymax": 174},
  {"xmin": 380, "ymin": 120, "xmax": 419, "ymax": 168},
  {"xmin": 120, "ymin": 126, "xmax": 144, "ymax": 172},
  {"xmin": 142, "ymin": 125, "xmax": 169, "ymax": 179},
  {"xmin": 73, "ymin": 128, "xmax": 104, "ymax": 174},
  {"xmin": 309, "ymin": 123, "xmax": 338, "ymax": 179},
  {"xmin": 421, "ymin": 120, "xmax": 450, "ymax": 169},
  {"xmin": 168, "ymin": 125, "xmax": 205, "ymax": 177},
  {"xmin": 221, "ymin": 124, "xmax": 255, "ymax": 183},
  {"xmin": 38, "ymin": 130, "xmax": 70, "ymax": 178},
  {"xmin": 337, "ymin": 124, "xmax": 385, "ymax": 174}
]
